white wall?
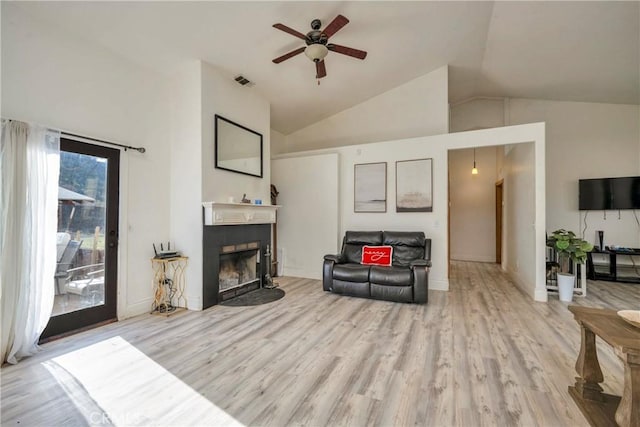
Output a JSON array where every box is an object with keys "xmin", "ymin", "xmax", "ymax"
[
  {"xmin": 270, "ymin": 129, "xmax": 287, "ymax": 156},
  {"xmin": 279, "ymin": 66, "xmax": 449, "ymax": 153},
  {"xmin": 2, "ymin": 6, "xmax": 273, "ymax": 315},
  {"xmin": 2, "ymin": 4, "xmax": 172, "ymax": 318},
  {"xmin": 273, "ymin": 123, "xmax": 547, "ymax": 300},
  {"xmin": 449, "ymin": 146, "xmax": 498, "ymax": 262},
  {"xmin": 274, "ymin": 138, "xmax": 449, "ymax": 290},
  {"xmin": 509, "ymin": 99, "xmax": 640, "ymax": 248},
  {"xmin": 337, "ymin": 141, "xmax": 447, "ymax": 292},
  {"xmin": 503, "ymin": 143, "xmax": 537, "ymax": 295},
  {"xmin": 451, "ymin": 97, "xmax": 640, "ymax": 248},
  {"xmin": 201, "ymin": 62, "xmax": 271, "ymax": 205},
  {"xmin": 168, "ymin": 61, "xmax": 272, "ymax": 310},
  {"xmin": 450, "ymin": 98, "xmax": 506, "ymax": 132},
  {"xmin": 168, "ymin": 62, "xmax": 203, "ymax": 310},
  {"xmin": 271, "ymin": 154, "xmax": 339, "ymax": 279}
]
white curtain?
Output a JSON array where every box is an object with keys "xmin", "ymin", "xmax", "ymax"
[{"xmin": 1, "ymin": 120, "xmax": 60, "ymax": 364}]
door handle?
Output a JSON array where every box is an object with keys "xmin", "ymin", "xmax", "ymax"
[{"xmin": 108, "ymin": 229, "xmax": 118, "ymax": 248}]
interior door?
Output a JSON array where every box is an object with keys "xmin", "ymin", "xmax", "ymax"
[{"xmin": 41, "ymin": 138, "xmax": 119, "ymax": 339}]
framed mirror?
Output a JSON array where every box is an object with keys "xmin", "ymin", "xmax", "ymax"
[{"xmin": 215, "ymin": 114, "xmax": 263, "ymax": 178}]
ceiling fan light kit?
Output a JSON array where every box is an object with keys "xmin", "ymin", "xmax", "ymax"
[
  {"xmin": 305, "ymin": 44, "xmax": 328, "ymax": 62},
  {"xmin": 272, "ymin": 14, "xmax": 367, "ymax": 80}
]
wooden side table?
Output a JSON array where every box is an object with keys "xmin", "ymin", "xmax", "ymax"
[
  {"xmin": 150, "ymin": 256, "xmax": 188, "ymax": 315},
  {"xmin": 568, "ymin": 305, "xmax": 640, "ymax": 427}
]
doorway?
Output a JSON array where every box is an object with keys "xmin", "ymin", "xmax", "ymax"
[
  {"xmin": 41, "ymin": 138, "xmax": 120, "ymax": 339},
  {"xmin": 448, "ymin": 146, "xmax": 499, "ymax": 264}
]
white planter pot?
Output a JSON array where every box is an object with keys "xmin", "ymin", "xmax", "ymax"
[{"xmin": 557, "ymin": 273, "xmax": 575, "ymax": 302}]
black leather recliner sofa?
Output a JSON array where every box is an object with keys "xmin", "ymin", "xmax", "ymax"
[{"xmin": 323, "ymin": 231, "xmax": 431, "ymax": 304}]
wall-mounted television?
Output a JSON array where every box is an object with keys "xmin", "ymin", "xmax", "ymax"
[
  {"xmin": 579, "ymin": 178, "xmax": 612, "ymax": 210},
  {"xmin": 612, "ymin": 176, "xmax": 640, "ymax": 209},
  {"xmin": 579, "ymin": 176, "xmax": 640, "ymax": 210}
]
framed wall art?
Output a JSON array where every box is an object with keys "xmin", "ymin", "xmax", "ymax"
[
  {"xmin": 354, "ymin": 162, "xmax": 387, "ymax": 213},
  {"xmin": 396, "ymin": 158, "xmax": 433, "ymax": 212}
]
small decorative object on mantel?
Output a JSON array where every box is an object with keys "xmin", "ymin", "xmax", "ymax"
[
  {"xmin": 241, "ymin": 193, "xmax": 251, "ymax": 204},
  {"xmin": 153, "ymin": 242, "xmax": 181, "ymax": 259}
]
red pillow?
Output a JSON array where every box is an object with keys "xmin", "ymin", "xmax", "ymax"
[{"xmin": 361, "ymin": 245, "xmax": 393, "ymax": 266}]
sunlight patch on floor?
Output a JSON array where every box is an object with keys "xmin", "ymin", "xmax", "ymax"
[{"xmin": 44, "ymin": 336, "xmax": 243, "ymax": 426}]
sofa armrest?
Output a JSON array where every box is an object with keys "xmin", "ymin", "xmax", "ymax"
[
  {"xmin": 322, "ymin": 259, "xmax": 337, "ymax": 291},
  {"xmin": 411, "ymin": 260, "xmax": 430, "ymax": 304},
  {"xmin": 410, "ymin": 259, "xmax": 432, "ymax": 269},
  {"xmin": 324, "ymin": 254, "xmax": 343, "ymax": 263}
]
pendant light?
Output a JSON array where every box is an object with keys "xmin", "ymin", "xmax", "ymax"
[{"xmin": 471, "ymin": 148, "xmax": 479, "ymax": 175}]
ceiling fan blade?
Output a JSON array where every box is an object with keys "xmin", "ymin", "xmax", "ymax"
[
  {"xmin": 316, "ymin": 60, "xmax": 327, "ymax": 79},
  {"xmin": 272, "ymin": 47, "xmax": 306, "ymax": 64},
  {"xmin": 328, "ymin": 43, "xmax": 367, "ymax": 60},
  {"xmin": 273, "ymin": 23, "xmax": 307, "ymax": 40},
  {"xmin": 322, "ymin": 14, "xmax": 349, "ymax": 38}
]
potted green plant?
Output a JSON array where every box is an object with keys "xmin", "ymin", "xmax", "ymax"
[{"xmin": 547, "ymin": 229, "xmax": 594, "ymax": 302}]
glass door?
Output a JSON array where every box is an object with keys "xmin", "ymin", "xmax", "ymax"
[{"xmin": 41, "ymin": 138, "xmax": 119, "ymax": 339}]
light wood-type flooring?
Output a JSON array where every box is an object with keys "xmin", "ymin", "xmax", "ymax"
[{"xmin": 2, "ymin": 261, "xmax": 639, "ymax": 426}]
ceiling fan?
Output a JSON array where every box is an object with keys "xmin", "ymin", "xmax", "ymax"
[{"xmin": 272, "ymin": 14, "xmax": 367, "ymax": 80}]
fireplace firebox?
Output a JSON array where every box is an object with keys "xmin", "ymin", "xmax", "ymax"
[
  {"xmin": 218, "ymin": 242, "xmax": 260, "ymax": 300},
  {"xmin": 203, "ymin": 223, "xmax": 271, "ymax": 308}
]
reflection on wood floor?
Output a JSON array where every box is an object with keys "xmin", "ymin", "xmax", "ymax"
[{"xmin": 2, "ymin": 261, "xmax": 638, "ymax": 426}]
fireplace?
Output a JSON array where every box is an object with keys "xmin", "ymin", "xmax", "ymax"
[
  {"xmin": 218, "ymin": 242, "xmax": 261, "ymax": 300},
  {"xmin": 203, "ymin": 222, "xmax": 272, "ymax": 308}
]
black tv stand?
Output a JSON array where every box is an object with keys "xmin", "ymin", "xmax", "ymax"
[{"xmin": 587, "ymin": 248, "xmax": 640, "ymax": 283}]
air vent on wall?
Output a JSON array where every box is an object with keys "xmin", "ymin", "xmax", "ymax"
[{"xmin": 234, "ymin": 75, "xmax": 255, "ymax": 87}]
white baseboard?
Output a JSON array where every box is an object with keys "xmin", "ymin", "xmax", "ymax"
[
  {"xmin": 122, "ymin": 298, "xmax": 153, "ymax": 320},
  {"xmin": 505, "ymin": 268, "xmax": 544, "ymax": 301},
  {"xmin": 429, "ymin": 278, "xmax": 449, "ymax": 291},
  {"xmin": 506, "ymin": 267, "xmax": 526, "ymax": 293},
  {"xmin": 141, "ymin": 273, "xmax": 448, "ymax": 313},
  {"xmin": 186, "ymin": 295, "xmax": 202, "ymax": 311},
  {"xmin": 121, "ymin": 295, "xmax": 202, "ymax": 319},
  {"xmin": 283, "ymin": 267, "xmax": 321, "ymax": 280},
  {"xmin": 451, "ymin": 254, "xmax": 497, "ymax": 263},
  {"xmin": 534, "ymin": 286, "xmax": 549, "ymax": 302}
]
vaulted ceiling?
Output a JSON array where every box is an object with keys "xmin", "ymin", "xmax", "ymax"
[{"xmin": 7, "ymin": 1, "xmax": 639, "ymax": 134}]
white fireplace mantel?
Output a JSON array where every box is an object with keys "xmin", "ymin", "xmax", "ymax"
[{"xmin": 202, "ymin": 202, "xmax": 280, "ymax": 226}]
